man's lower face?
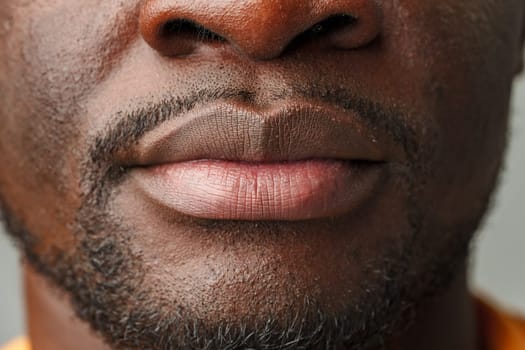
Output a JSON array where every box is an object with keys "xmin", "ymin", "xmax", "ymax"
[{"xmin": 0, "ymin": 0, "xmax": 521, "ymax": 349}]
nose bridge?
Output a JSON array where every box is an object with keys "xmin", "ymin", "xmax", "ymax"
[{"xmin": 140, "ymin": 0, "xmax": 381, "ymax": 60}]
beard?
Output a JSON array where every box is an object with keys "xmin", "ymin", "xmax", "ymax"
[
  {"xmin": 0, "ymin": 159, "xmax": 485, "ymax": 350},
  {"xmin": 0, "ymin": 87, "xmax": 496, "ymax": 350}
]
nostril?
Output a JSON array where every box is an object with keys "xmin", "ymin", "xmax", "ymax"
[
  {"xmin": 291, "ymin": 11, "xmax": 379, "ymax": 53},
  {"xmin": 161, "ymin": 19, "xmax": 226, "ymax": 43},
  {"xmin": 309, "ymin": 14, "xmax": 358, "ymax": 36},
  {"xmin": 324, "ymin": 7, "xmax": 382, "ymax": 51},
  {"xmin": 140, "ymin": 8, "xmax": 228, "ymax": 57}
]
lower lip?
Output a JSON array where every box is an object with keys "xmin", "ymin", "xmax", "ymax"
[{"xmin": 132, "ymin": 160, "xmax": 384, "ymax": 221}]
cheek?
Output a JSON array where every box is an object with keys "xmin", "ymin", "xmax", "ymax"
[
  {"xmin": 387, "ymin": 0, "xmax": 521, "ymax": 225},
  {"xmin": 3, "ymin": 0, "xmax": 140, "ymax": 159},
  {"xmin": 0, "ymin": 1, "xmax": 138, "ymax": 254}
]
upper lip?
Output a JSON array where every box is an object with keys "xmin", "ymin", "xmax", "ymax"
[{"xmin": 119, "ymin": 99, "xmax": 396, "ymax": 167}]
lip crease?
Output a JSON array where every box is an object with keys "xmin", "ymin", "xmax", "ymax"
[{"xmin": 124, "ymin": 100, "xmax": 394, "ymax": 221}]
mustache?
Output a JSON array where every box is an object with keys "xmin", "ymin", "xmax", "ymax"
[{"xmin": 84, "ymin": 85, "xmax": 419, "ymax": 192}]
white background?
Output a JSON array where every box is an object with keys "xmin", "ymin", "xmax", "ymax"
[{"xmin": 1, "ymin": 76, "xmax": 524, "ymax": 344}]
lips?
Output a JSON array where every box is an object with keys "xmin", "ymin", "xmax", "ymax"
[{"xmin": 122, "ymin": 100, "xmax": 393, "ymax": 221}]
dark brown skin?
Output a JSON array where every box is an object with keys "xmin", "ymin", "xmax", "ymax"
[{"xmin": 0, "ymin": 1, "xmax": 524, "ymax": 349}]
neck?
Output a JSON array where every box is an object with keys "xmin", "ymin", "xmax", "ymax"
[{"xmin": 24, "ymin": 263, "xmax": 477, "ymax": 350}]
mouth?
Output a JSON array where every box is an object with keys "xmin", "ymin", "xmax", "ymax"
[{"xmin": 120, "ymin": 100, "xmax": 396, "ymax": 221}]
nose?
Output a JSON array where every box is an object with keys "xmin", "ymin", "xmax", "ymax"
[{"xmin": 139, "ymin": 0, "xmax": 382, "ymax": 60}]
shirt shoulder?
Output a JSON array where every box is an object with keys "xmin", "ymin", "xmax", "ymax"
[
  {"xmin": 0, "ymin": 338, "xmax": 30, "ymax": 350},
  {"xmin": 477, "ymin": 297, "xmax": 525, "ymax": 350}
]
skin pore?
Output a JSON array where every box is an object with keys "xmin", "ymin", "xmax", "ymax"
[{"xmin": 1, "ymin": 0, "xmax": 525, "ymax": 349}]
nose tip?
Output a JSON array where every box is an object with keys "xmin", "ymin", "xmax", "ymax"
[{"xmin": 139, "ymin": 0, "xmax": 382, "ymax": 60}]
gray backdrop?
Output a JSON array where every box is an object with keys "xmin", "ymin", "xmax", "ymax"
[{"xmin": 1, "ymin": 76, "xmax": 524, "ymax": 345}]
